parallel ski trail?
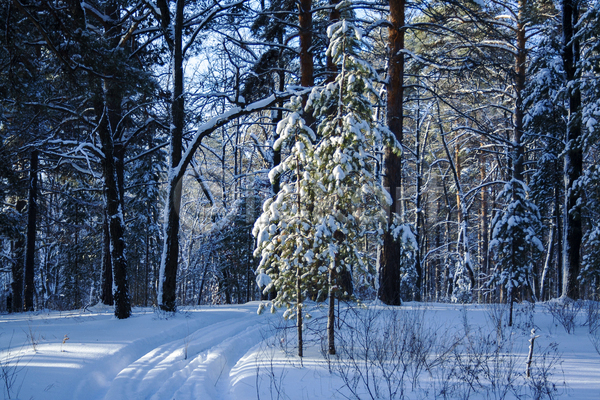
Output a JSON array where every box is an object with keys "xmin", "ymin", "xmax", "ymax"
[{"xmin": 101, "ymin": 308, "xmax": 272, "ymax": 400}]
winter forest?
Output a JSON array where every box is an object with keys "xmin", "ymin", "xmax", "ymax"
[
  {"xmin": 3, "ymin": 0, "xmax": 600, "ymax": 318},
  {"xmin": 2, "ymin": 0, "xmax": 600, "ymax": 398}
]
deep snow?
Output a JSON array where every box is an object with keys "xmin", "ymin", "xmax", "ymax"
[{"xmin": 1, "ymin": 301, "xmax": 599, "ymax": 400}]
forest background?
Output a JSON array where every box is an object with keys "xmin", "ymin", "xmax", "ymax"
[{"xmin": 1, "ymin": 0, "xmax": 599, "ymax": 318}]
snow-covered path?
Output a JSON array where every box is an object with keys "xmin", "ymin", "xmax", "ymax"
[
  {"xmin": 102, "ymin": 309, "xmax": 266, "ymax": 400},
  {"xmin": 0, "ymin": 303, "xmax": 275, "ymax": 400},
  {"xmin": 2, "ymin": 302, "xmax": 600, "ymax": 400}
]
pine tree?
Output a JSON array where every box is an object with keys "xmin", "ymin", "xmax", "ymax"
[
  {"xmin": 253, "ymin": 20, "xmax": 400, "ymax": 356},
  {"xmin": 252, "ymin": 97, "xmax": 318, "ymax": 357},
  {"xmin": 525, "ymin": 17, "xmax": 566, "ymax": 300},
  {"xmin": 580, "ymin": 165, "xmax": 600, "ymax": 292},
  {"xmin": 489, "ymin": 179, "xmax": 544, "ymax": 325},
  {"xmin": 577, "ymin": 2, "xmax": 600, "ymax": 296}
]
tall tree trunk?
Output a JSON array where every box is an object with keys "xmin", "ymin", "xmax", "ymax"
[
  {"xmin": 98, "ymin": 110, "xmax": 131, "ymax": 319},
  {"xmin": 540, "ymin": 222, "xmax": 555, "ymax": 301},
  {"xmin": 439, "ymin": 119, "xmax": 475, "ymax": 295},
  {"xmin": 561, "ymin": 0, "xmax": 582, "ymax": 300},
  {"xmin": 299, "ymin": 0, "xmax": 314, "ymax": 128},
  {"xmin": 272, "ymin": 50, "xmax": 284, "ymax": 195},
  {"xmin": 11, "ymin": 200, "xmax": 27, "ymax": 312},
  {"xmin": 378, "ymin": 0, "xmax": 405, "ymax": 306},
  {"xmin": 97, "ymin": 0, "xmax": 131, "ymax": 319},
  {"xmin": 555, "ymin": 180, "xmax": 563, "ymax": 297},
  {"xmin": 159, "ymin": 0, "xmax": 185, "ymax": 312},
  {"xmin": 299, "ymin": 0, "xmax": 313, "ymax": 88},
  {"xmin": 326, "ymin": 0, "xmax": 340, "ymax": 84},
  {"xmin": 101, "ymin": 211, "xmax": 114, "ymax": 305},
  {"xmin": 24, "ymin": 149, "xmax": 38, "ymax": 311},
  {"xmin": 454, "ymin": 146, "xmax": 475, "ymax": 291},
  {"xmin": 413, "ymin": 99, "xmax": 423, "ymax": 302},
  {"xmin": 297, "ymin": 268, "xmax": 304, "ymax": 357},
  {"xmin": 299, "ymin": 0, "xmax": 313, "ymax": 86},
  {"xmin": 328, "ymin": 263, "xmax": 336, "ymax": 355},
  {"xmin": 479, "ymin": 151, "xmax": 489, "ymax": 303},
  {"xmin": 513, "ymin": 0, "xmax": 527, "ymax": 183}
]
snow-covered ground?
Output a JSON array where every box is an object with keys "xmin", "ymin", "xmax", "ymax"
[{"xmin": 1, "ymin": 301, "xmax": 599, "ymax": 400}]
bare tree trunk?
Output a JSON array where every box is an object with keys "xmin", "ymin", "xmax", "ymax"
[
  {"xmin": 159, "ymin": 0, "xmax": 185, "ymax": 312},
  {"xmin": 299, "ymin": 0, "xmax": 314, "ymax": 127},
  {"xmin": 327, "ymin": 264, "xmax": 336, "ymax": 355},
  {"xmin": 98, "ymin": 106, "xmax": 131, "ymax": 319},
  {"xmin": 479, "ymin": 151, "xmax": 489, "ymax": 303},
  {"xmin": 414, "ymin": 103, "xmax": 424, "ymax": 302},
  {"xmin": 97, "ymin": 0, "xmax": 131, "ymax": 319},
  {"xmin": 378, "ymin": 0, "xmax": 405, "ymax": 306},
  {"xmin": 540, "ymin": 223, "xmax": 555, "ymax": 301},
  {"xmin": 555, "ymin": 182, "xmax": 563, "ymax": 298},
  {"xmin": 561, "ymin": 0, "xmax": 582, "ymax": 300},
  {"xmin": 513, "ymin": 0, "xmax": 527, "ymax": 183},
  {"xmin": 509, "ymin": 287, "xmax": 514, "ymax": 326},
  {"xmin": 297, "ymin": 269, "xmax": 304, "ymax": 357},
  {"xmin": 24, "ymin": 149, "xmax": 38, "ymax": 311},
  {"xmin": 440, "ymin": 119, "xmax": 475, "ymax": 294},
  {"xmin": 11, "ymin": 200, "xmax": 27, "ymax": 312},
  {"xmin": 101, "ymin": 212, "xmax": 114, "ymax": 305},
  {"xmin": 326, "ymin": 0, "xmax": 340, "ymax": 84}
]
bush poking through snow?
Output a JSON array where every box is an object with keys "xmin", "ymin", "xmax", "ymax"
[
  {"xmin": 24, "ymin": 322, "xmax": 41, "ymax": 353},
  {"xmin": 0, "ymin": 334, "xmax": 26, "ymax": 400},
  {"xmin": 545, "ymin": 299, "xmax": 584, "ymax": 334},
  {"xmin": 584, "ymin": 299, "xmax": 600, "ymax": 334}
]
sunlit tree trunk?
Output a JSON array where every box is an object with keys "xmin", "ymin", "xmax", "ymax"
[{"xmin": 378, "ymin": 0, "xmax": 405, "ymax": 306}]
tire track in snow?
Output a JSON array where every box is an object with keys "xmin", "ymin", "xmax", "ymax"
[{"xmin": 102, "ymin": 308, "xmax": 273, "ymax": 400}]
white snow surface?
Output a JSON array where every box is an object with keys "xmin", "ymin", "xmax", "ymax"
[{"xmin": 1, "ymin": 302, "xmax": 599, "ymax": 400}]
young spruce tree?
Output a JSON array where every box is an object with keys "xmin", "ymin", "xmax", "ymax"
[
  {"xmin": 253, "ymin": 20, "xmax": 401, "ymax": 356},
  {"xmin": 489, "ymin": 179, "xmax": 543, "ymax": 326}
]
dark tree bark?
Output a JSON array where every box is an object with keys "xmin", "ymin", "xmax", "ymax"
[
  {"xmin": 158, "ymin": 0, "xmax": 185, "ymax": 312},
  {"xmin": 555, "ymin": 181, "xmax": 563, "ymax": 297},
  {"xmin": 24, "ymin": 149, "xmax": 38, "ymax": 311},
  {"xmin": 97, "ymin": 0, "xmax": 131, "ymax": 319},
  {"xmin": 299, "ymin": 0, "xmax": 315, "ymax": 127},
  {"xmin": 507, "ymin": 0, "xmax": 527, "ymax": 320},
  {"xmin": 479, "ymin": 151, "xmax": 489, "ymax": 303},
  {"xmin": 561, "ymin": 0, "xmax": 582, "ymax": 300},
  {"xmin": 413, "ymin": 100, "xmax": 425, "ymax": 302},
  {"xmin": 299, "ymin": 0, "xmax": 313, "ymax": 89},
  {"xmin": 378, "ymin": 0, "xmax": 405, "ymax": 306},
  {"xmin": 97, "ymin": 107, "xmax": 131, "ymax": 319},
  {"xmin": 513, "ymin": 0, "xmax": 527, "ymax": 183},
  {"xmin": 11, "ymin": 200, "xmax": 27, "ymax": 312},
  {"xmin": 325, "ymin": 0, "xmax": 340, "ymax": 84},
  {"xmin": 101, "ymin": 212, "xmax": 114, "ymax": 305}
]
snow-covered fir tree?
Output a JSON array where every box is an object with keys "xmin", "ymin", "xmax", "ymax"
[
  {"xmin": 577, "ymin": 1, "xmax": 600, "ymax": 153},
  {"xmin": 576, "ymin": 2, "xmax": 600, "ymax": 295},
  {"xmin": 580, "ymin": 165, "xmax": 600, "ymax": 291},
  {"xmin": 489, "ymin": 179, "xmax": 544, "ymax": 325},
  {"xmin": 252, "ymin": 19, "xmax": 401, "ymax": 356}
]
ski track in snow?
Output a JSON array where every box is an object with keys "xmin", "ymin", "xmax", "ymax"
[
  {"xmin": 3, "ymin": 302, "xmax": 600, "ymax": 400},
  {"xmin": 102, "ymin": 312, "xmax": 267, "ymax": 400},
  {"xmin": 0, "ymin": 304, "xmax": 275, "ymax": 400}
]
